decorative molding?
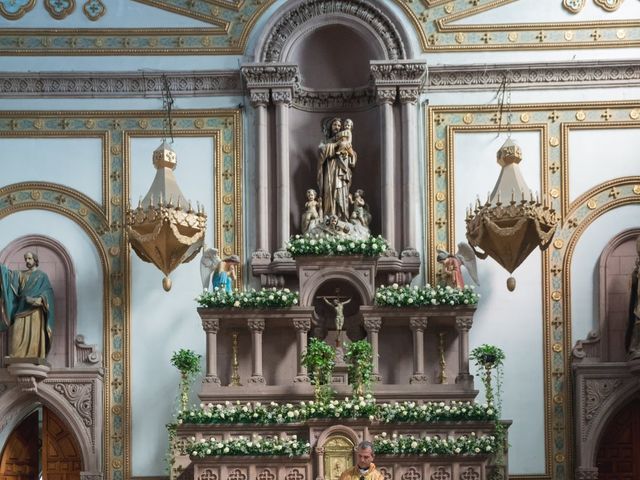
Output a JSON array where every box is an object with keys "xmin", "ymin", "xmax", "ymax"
[
  {"xmin": 0, "ymin": 0, "xmax": 35, "ymax": 20},
  {"xmin": 241, "ymin": 64, "xmax": 299, "ymax": 89},
  {"xmin": 271, "ymin": 89, "xmax": 293, "ymax": 105},
  {"xmin": 428, "ymin": 60, "xmax": 640, "ymax": 91},
  {"xmin": 260, "ymin": 0, "xmax": 406, "ymax": 62},
  {"xmin": 0, "ymin": 71, "xmax": 241, "ymax": 98},
  {"xmin": 44, "ymin": 0, "xmax": 76, "ymax": 20},
  {"xmin": 583, "ymin": 378, "xmax": 622, "ymax": 433},
  {"xmin": 82, "ymin": 0, "xmax": 106, "ymax": 21},
  {"xmin": 370, "ymin": 61, "xmax": 427, "ymax": 87},
  {"xmin": 51, "ymin": 381, "xmax": 95, "ymax": 428},
  {"xmin": 292, "ymin": 86, "xmax": 376, "ymax": 112}
]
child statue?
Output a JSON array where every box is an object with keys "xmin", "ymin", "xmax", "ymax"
[{"xmin": 301, "ymin": 188, "xmax": 321, "ymax": 234}]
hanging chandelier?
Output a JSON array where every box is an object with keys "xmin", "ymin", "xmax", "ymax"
[
  {"xmin": 126, "ymin": 78, "xmax": 206, "ymax": 291},
  {"xmin": 465, "ymin": 138, "xmax": 558, "ymax": 291}
]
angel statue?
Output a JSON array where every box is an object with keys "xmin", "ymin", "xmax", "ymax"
[
  {"xmin": 437, "ymin": 242, "xmax": 480, "ymax": 289},
  {"xmin": 199, "ymin": 246, "xmax": 220, "ymax": 291}
]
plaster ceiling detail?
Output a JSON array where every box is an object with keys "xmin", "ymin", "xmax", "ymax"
[
  {"xmin": 396, "ymin": 0, "xmax": 640, "ymax": 51},
  {"xmin": 0, "ymin": 0, "xmax": 274, "ymax": 55}
]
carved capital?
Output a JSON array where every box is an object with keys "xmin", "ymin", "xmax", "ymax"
[
  {"xmin": 371, "ymin": 61, "xmax": 427, "ymax": 86},
  {"xmin": 75, "ymin": 335, "xmax": 102, "ymax": 365},
  {"xmin": 398, "ymin": 88, "xmax": 419, "ymax": 104},
  {"xmin": 248, "ymin": 318, "xmax": 265, "ymax": 332},
  {"xmin": 292, "ymin": 318, "xmax": 311, "ymax": 331},
  {"xmin": 409, "ymin": 374, "xmax": 428, "ymax": 384},
  {"xmin": 252, "ymin": 249, "xmax": 272, "ymax": 260},
  {"xmin": 248, "ymin": 375, "xmax": 266, "ymax": 384},
  {"xmin": 202, "ymin": 318, "xmax": 220, "ymax": 334},
  {"xmin": 294, "ymin": 375, "xmax": 310, "ymax": 383},
  {"xmin": 241, "ymin": 63, "xmax": 299, "ymax": 88},
  {"xmin": 376, "ymin": 87, "xmax": 396, "ymax": 105},
  {"xmin": 456, "ymin": 316, "xmax": 473, "ymax": 331},
  {"xmin": 202, "ymin": 375, "xmax": 221, "ymax": 385},
  {"xmin": 363, "ymin": 317, "xmax": 382, "ymax": 333},
  {"xmin": 250, "ymin": 89, "xmax": 270, "ymax": 107},
  {"xmin": 575, "ymin": 467, "xmax": 599, "ymax": 480},
  {"xmin": 272, "ymin": 88, "xmax": 292, "ymax": 105},
  {"xmin": 80, "ymin": 474, "xmax": 104, "ymax": 480},
  {"xmin": 409, "ymin": 317, "xmax": 428, "ymax": 331}
]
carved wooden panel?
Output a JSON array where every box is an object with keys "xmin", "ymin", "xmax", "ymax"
[
  {"xmin": 0, "ymin": 411, "xmax": 38, "ymax": 480},
  {"xmin": 43, "ymin": 406, "xmax": 82, "ymax": 480},
  {"xmin": 596, "ymin": 399, "xmax": 640, "ymax": 480}
]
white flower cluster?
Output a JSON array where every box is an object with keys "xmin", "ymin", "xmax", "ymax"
[
  {"xmin": 286, "ymin": 234, "xmax": 388, "ymax": 257},
  {"xmin": 373, "ymin": 431, "xmax": 498, "ymax": 455},
  {"xmin": 375, "ymin": 283, "xmax": 479, "ymax": 307},
  {"xmin": 186, "ymin": 434, "xmax": 310, "ymax": 458},
  {"xmin": 197, "ymin": 287, "xmax": 299, "ymax": 309}
]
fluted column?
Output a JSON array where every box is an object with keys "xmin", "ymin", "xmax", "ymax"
[
  {"xmin": 292, "ymin": 318, "xmax": 310, "ymax": 383},
  {"xmin": 377, "ymin": 87, "xmax": 397, "ymax": 250},
  {"xmin": 251, "ymin": 90, "xmax": 270, "ymax": 253},
  {"xmin": 364, "ymin": 316, "xmax": 382, "ymax": 382},
  {"xmin": 409, "ymin": 316, "xmax": 428, "ymax": 384},
  {"xmin": 273, "ymin": 88, "xmax": 292, "ymax": 249},
  {"xmin": 202, "ymin": 318, "xmax": 221, "ymax": 385},
  {"xmin": 400, "ymin": 87, "xmax": 420, "ymax": 253},
  {"xmin": 248, "ymin": 318, "xmax": 266, "ymax": 384},
  {"xmin": 455, "ymin": 316, "xmax": 473, "ymax": 385}
]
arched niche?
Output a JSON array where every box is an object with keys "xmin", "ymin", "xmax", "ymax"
[
  {"xmin": 597, "ymin": 228, "xmax": 640, "ymax": 362},
  {"xmin": 311, "ymin": 277, "xmax": 366, "ymax": 342},
  {"xmin": 0, "ymin": 235, "xmax": 76, "ymax": 368}
]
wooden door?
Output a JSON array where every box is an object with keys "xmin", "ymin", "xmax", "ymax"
[
  {"xmin": 596, "ymin": 399, "xmax": 640, "ymax": 480},
  {"xmin": 42, "ymin": 407, "xmax": 81, "ymax": 480},
  {"xmin": 0, "ymin": 411, "xmax": 39, "ymax": 480}
]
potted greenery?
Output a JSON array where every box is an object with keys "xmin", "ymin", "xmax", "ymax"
[
  {"xmin": 470, "ymin": 344, "xmax": 504, "ymax": 409},
  {"xmin": 171, "ymin": 348, "xmax": 202, "ymax": 412},
  {"xmin": 301, "ymin": 338, "xmax": 336, "ymax": 403}
]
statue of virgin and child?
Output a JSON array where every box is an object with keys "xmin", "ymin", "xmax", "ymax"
[{"xmin": 301, "ymin": 117, "xmax": 371, "ymax": 239}]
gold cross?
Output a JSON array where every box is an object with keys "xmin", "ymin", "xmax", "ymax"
[
  {"xmin": 567, "ymin": 218, "xmax": 579, "ymax": 228},
  {"xmin": 111, "ymin": 377, "xmax": 123, "ymax": 389},
  {"xmin": 548, "ymin": 111, "xmax": 560, "ymax": 122},
  {"xmin": 550, "ymin": 265, "xmax": 562, "ymax": 276},
  {"xmin": 490, "ymin": 112, "xmax": 502, "ymax": 124},
  {"xmin": 608, "ymin": 187, "xmax": 620, "ymax": 199},
  {"xmin": 434, "ymin": 114, "xmax": 445, "ymax": 126},
  {"xmin": 223, "ymin": 220, "xmax": 233, "ymax": 232},
  {"xmin": 435, "ymin": 217, "xmax": 447, "ymax": 229},
  {"xmin": 590, "ymin": 30, "xmax": 602, "ymax": 41},
  {"xmin": 5, "ymin": 194, "xmax": 17, "ymax": 205},
  {"xmin": 110, "ymin": 170, "xmax": 122, "ymax": 182},
  {"xmin": 535, "ymin": 31, "xmax": 546, "ymax": 42},
  {"xmin": 601, "ymin": 109, "xmax": 612, "ymax": 121},
  {"xmin": 54, "ymin": 194, "xmax": 66, "ymax": 205},
  {"xmin": 435, "ymin": 166, "xmax": 447, "ymax": 177},
  {"xmin": 551, "ymin": 317, "xmax": 563, "ymax": 329},
  {"xmin": 549, "ymin": 163, "xmax": 560, "ymax": 174},
  {"xmin": 481, "ymin": 33, "xmax": 491, "ymax": 44},
  {"xmin": 222, "ymin": 169, "xmax": 233, "ymax": 181}
]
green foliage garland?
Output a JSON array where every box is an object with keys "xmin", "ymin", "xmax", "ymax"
[
  {"xmin": 301, "ymin": 338, "xmax": 335, "ymax": 403},
  {"xmin": 197, "ymin": 287, "xmax": 299, "ymax": 309},
  {"xmin": 344, "ymin": 340, "xmax": 374, "ymax": 397},
  {"xmin": 286, "ymin": 234, "xmax": 388, "ymax": 257},
  {"xmin": 375, "ymin": 284, "xmax": 479, "ymax": 307},
  {"xmin": 470, "ymin": 344, "xmax": 505, "ymax": 410}
]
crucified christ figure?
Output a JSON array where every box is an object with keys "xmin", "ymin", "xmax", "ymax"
[{"xmin": 323, "ymin": 296, "xmax": 351, "ymax": 332}]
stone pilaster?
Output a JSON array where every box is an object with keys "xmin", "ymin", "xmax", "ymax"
[
  {"xmin": 273, "ymin": 88, "xmax": 293, "ymax": 250},
  {"xmin": 292, "ymin": 318, "xmax": 311, "ymax": 383},
  {"xmin": 202, "ymin": 318, "xmax": 221, "ymax": 385},
  {"xmin": 248, "ymin": 318, "xmax": 266, "ymax": 384},
  {"xmin": 409, "ymin": 316, "xmax": 428, "ymax": 384},
  {"xmin": 363, "ymin": 316, "xmax": 382, "ymax": 382},
  {"xmin": 455, "ymin": 316, "xmax": 473, "ymax": 386}
]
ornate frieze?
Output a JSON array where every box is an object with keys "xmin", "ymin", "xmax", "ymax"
[
  {"xmin": 428, "ymin": 60, "xmax": 640, "ymax": 91},
  {"xmin": 0, "ymin": 71, "xmax": 241, "ymax": 98},
  {"xmin": 292, "ymin": 86, "xmax": 376, "ymax": 112},
  {"xmin": 370, "ymin": 61, "xmax": 427, "ymax": 87},
  {"xmin": 260, "ymin": 0, "xmax": 405, "ymax": 62}
]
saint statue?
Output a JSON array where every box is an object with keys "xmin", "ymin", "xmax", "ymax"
[
  {"xmin": 212, "ymin": 255, "xmax": 240, "ymax": 293},
  {"xmin": 0, "ymin": 251, "xmax": 55, "ymax": 359},
  {"xmin": 317, "ymin": 117, "xmax": 357, "ymax": 222},
  {"xmin": 626, "ymin": 237, "xmax": 640, "ymax": 359}
]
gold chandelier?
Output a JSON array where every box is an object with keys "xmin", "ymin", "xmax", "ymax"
[
  {"xmin": 126, "ymin": 78, "xmax": 206, "ymax": 291},
  {"xmin": 465, "ymin": 138, "xmax": 558, "ymax": 291}
]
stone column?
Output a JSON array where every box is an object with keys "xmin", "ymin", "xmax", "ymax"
[
  {"xmin": 399, "ymin": 87, "xmax": 420, "ymax": 253},
  {"xmin": 251, "ymin": 90, "xmax": 270, "ymax": 254},
  {"xmin": 292, "ymin": 318, "xmax": 311, "ymax": 383},
  {"xmin": 455, "ymin": 316, "xmax": 473, "ymax": 385},
  {"xmin": 377, "ymin": 87, "xmax": 397, "ymax": 249},
  {"xmin": 409, "ymin": 316, "xmax": 428, "ymax": 383},
  {"xmin": 248, "ymin": 318, "xmax": 266, "ymax": 384},
  {"xmin": 363, "ymin": 316, "xmax": 382, "ymax": 382},
  {"xmin": 273, "ymin": 88, "xmax": 292, "ymax": 250},
  {"xmin": 202, "ymin": 318, "xmax": 221, "ymax": 385}
]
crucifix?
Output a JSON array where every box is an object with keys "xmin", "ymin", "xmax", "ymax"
[{"xmin": 319, "ymin": 288, "xmax": 351, "ymax": 346}]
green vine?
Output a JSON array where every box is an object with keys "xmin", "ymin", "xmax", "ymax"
[
  {"xmin": 301, "ymin": 338, "xmax": 336, "ymax": 403},
  {"xmin": 470, "ymin": 344, "xmax": 506, "ymax": 480},
  {"xmin": 344, "ymin": 340, "xmax": 373, "ymax": 397}
]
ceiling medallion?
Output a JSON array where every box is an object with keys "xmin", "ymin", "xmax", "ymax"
[
  {"xmin": 44, "ymin": 0, "xmax": 75, "ymax": 19},
  {"xmin": 563, "ymin": 0, "xmax": 585, "ymax": 13},
  {"xmin": 0, "ymin": 0, "xmax": 35, "ymax": 19},
  {"xmin": 83, "ymin": 0, "xmax": 105, "ymax": 21}
]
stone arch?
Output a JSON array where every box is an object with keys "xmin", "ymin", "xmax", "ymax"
[
  {"xmin": 300, "ymin": 267, "xmax": 375, "ymax": 307},
  {"xmin": 255, "ymin": 0, "xmax": 409, "ymax": 63},
  {"xmin": 315, "ymin": 424, "xmax": 360, "ymax": 480},
  {"xmin": 0, "ymin": 235, "xmax": 77, "ymax": 368},
  {"xmin": 0, "ymin": 381, "xmax": 101, "ymax": 474}
]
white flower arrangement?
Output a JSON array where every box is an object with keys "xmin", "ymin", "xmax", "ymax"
[
  {"xmin": 373, "ymin": 432, "xmax": 497, "ymax": 455},
  {"xmin": 186, "ymin": 434, "xmax": 310, "ymax": 457},
  {"xmin": 197, "ymin": 287, "xmax": 299, "ymax": 309},
  {"xmin": 375, "ymin": 284, "xmax": 479, "ymax": 307},
  {"xmin": 286, "ymin": 234, "xmax": 388, "ymax": 257},
  {"xmin": 178, "ymin": 397, "xmax": 496, "ymax": 425}
]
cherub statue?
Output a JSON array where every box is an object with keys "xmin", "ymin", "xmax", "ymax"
[
  {"xmin": 349, "ymin": 189, "xmax": 371, "ymax": 228},
  {"xmin": 301, "ymin": 188, "xmax": 321, "ymax": 234},
  {"xmin": 437, "ymin": 242, "xmax": 480, "ymax": 289},
  {"xmin": 199, "ymin": 246, "xmax": 221, "ymax": 290}
]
